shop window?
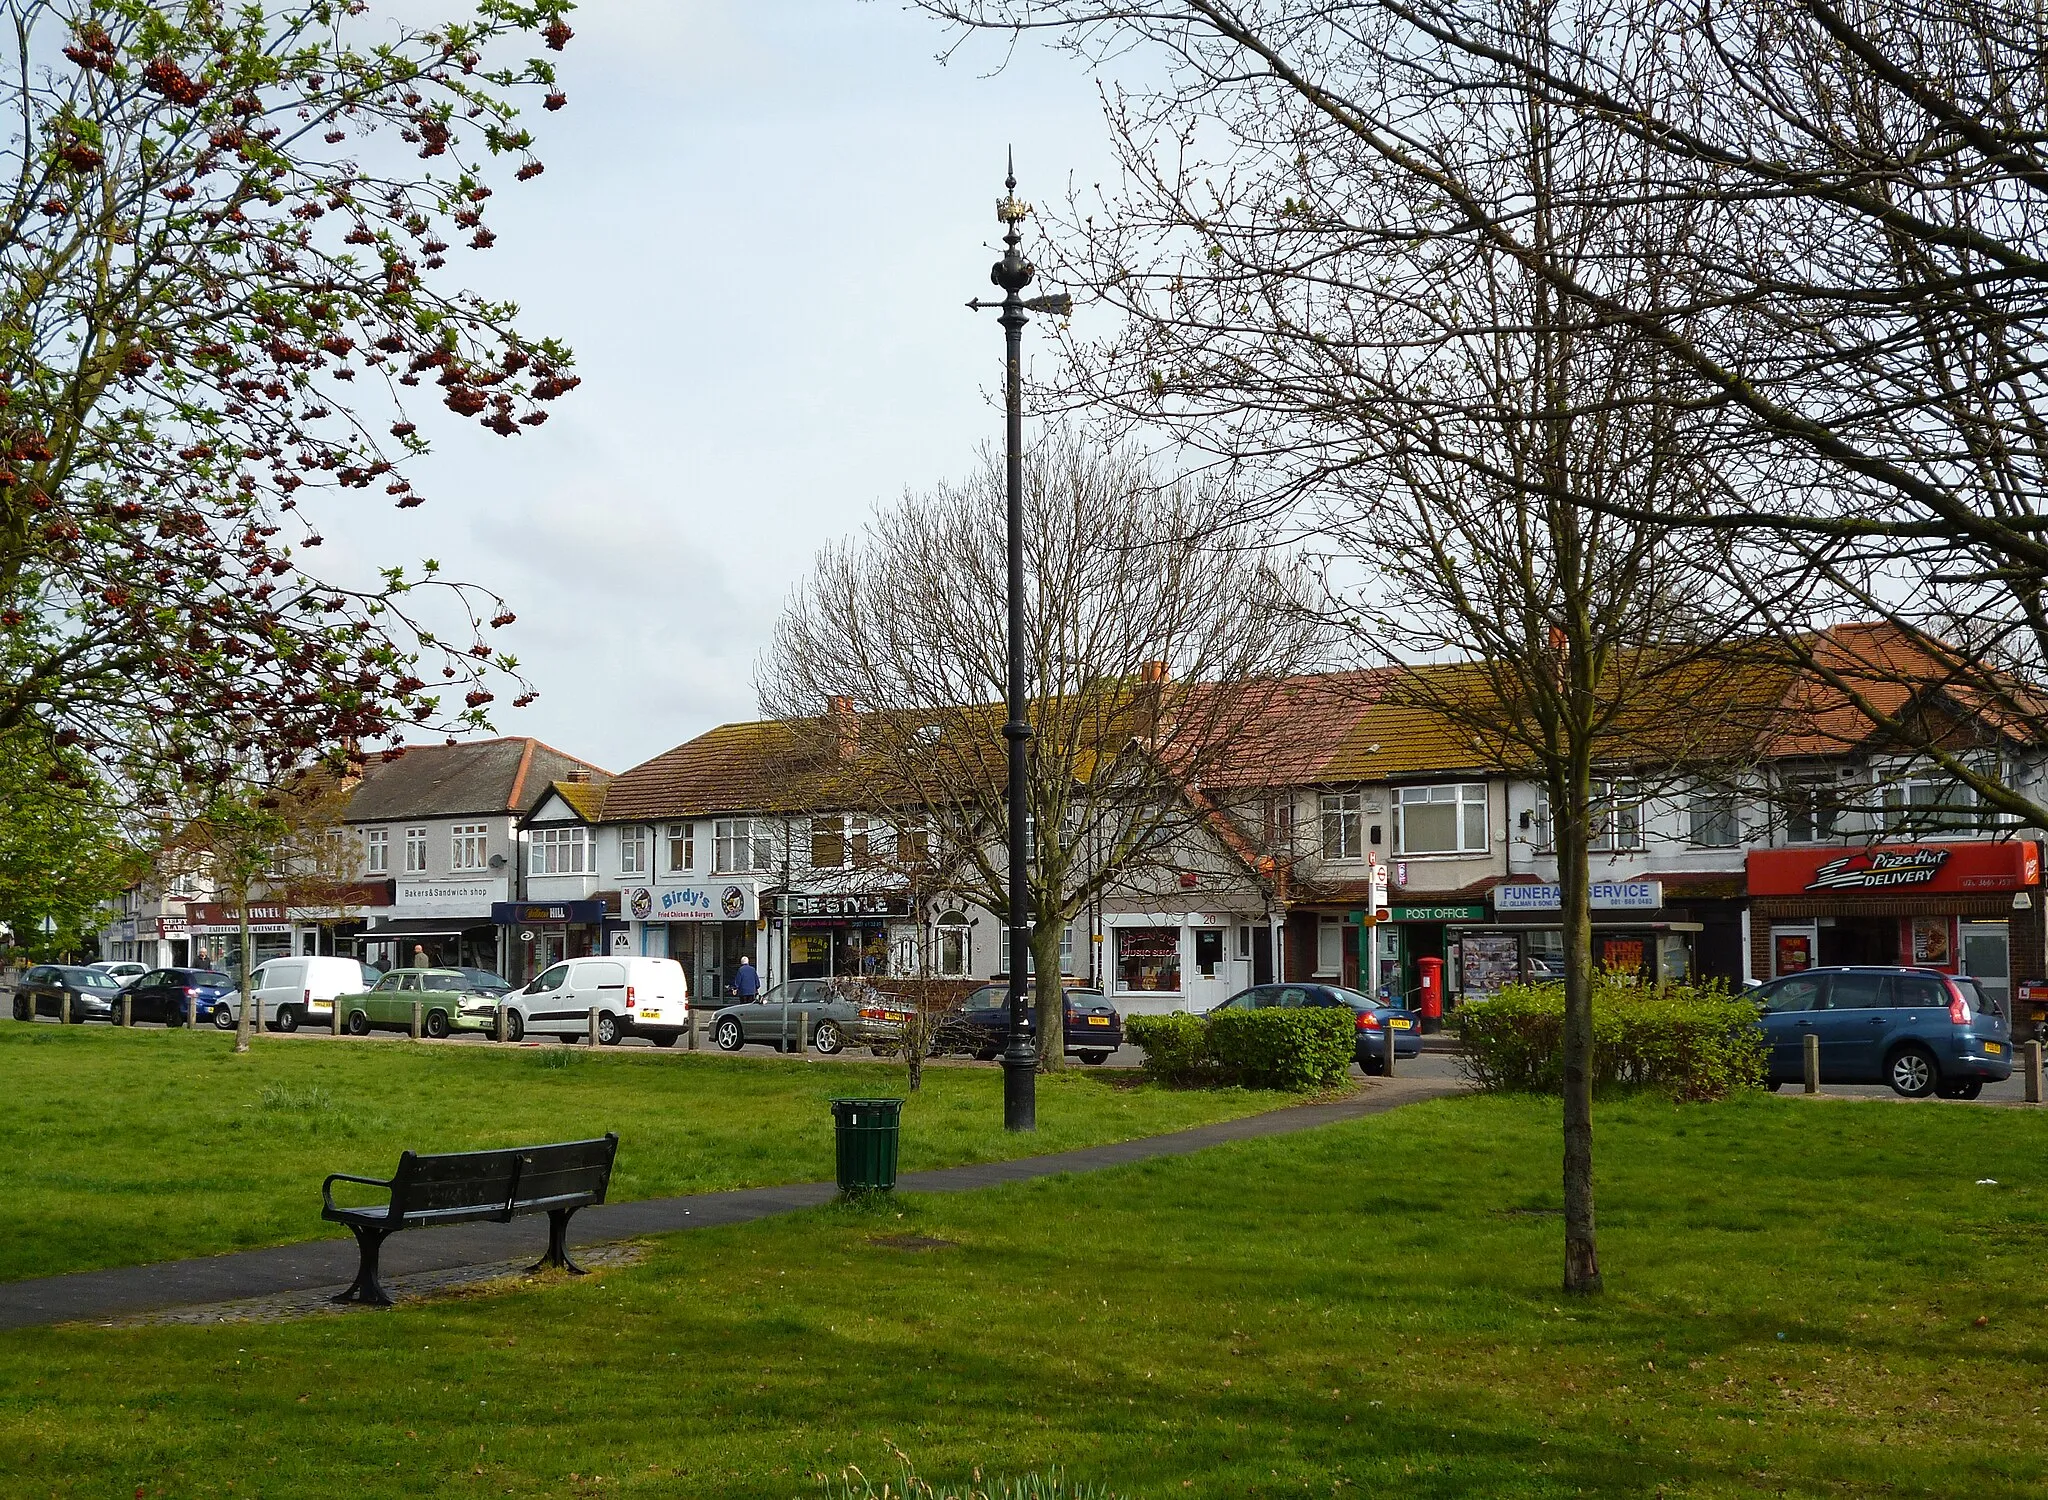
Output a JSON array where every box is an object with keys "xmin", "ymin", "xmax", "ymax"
[
  {"xmin": 937, "ymin": 910, "xmax": 970, "ymax": 978},
  {"xmin": 404, "ymin": 825, "xmax": 428, "ymax": 875},
  {"xmin": 664, "ymin": 823, "xmax": 693, "ymax": 873},
  {"xmin": 1394, "ymin": 784, "xmax": 1488, "ymax": 855},
  {"xmin": 530, "ymin": 825, "xmax": 589, "ymax": 876},
  {"xmin": 1589, "ymin": 781, "xmax": 1644, "ymax": 853},
  {"xmin": 1315, "ymin": 919, "xmax": 1344, "ymax": 976},
  {"xmin": 1780, "ymin": 771, "xmax": 1846, "ymax": 843},
  {"xmin": 450, "ymin": 824, "xmax": 488, "ymax": 872},
  {"xmin": 1115, "ymin": 926, "xmax": 1181, "ymax": 993},
  {"xmin": 714, "ymin": 819, "xmax": 773, "ymax": 874},
  {"xmin": 1320, "ymin": 792, "xmax": 1362, "ymax": 861},
  {"xmin": 363, "ymin": 828, "xmax": 389, "ymax": 875},
  {"xmin": 620, "ymin": 826, "xmax": 649, "ymax": 876},
  {"xmin": 1527, "ymin": 928, "xmax": 1565, "ymax": 981},
  {"xmin": 1688, "ymin": 783, "xmax": 1739, "ymax": 848}
]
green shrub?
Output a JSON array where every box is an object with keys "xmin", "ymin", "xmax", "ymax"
[
  {"xmin": 1125, "ymin": 1007, "xmax": 1353, "ymax": 1092},
  {"xmin": 1454, "ymin": 976, "xmax": 1765, "ymax": 1101}
]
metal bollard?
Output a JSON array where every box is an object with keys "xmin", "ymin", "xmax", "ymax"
[
  {"xmin": 186, "ymin": 994, "xmax": 197, "ymax": 1028},
  {"xmin": 1803, "ymin": 1032, "xmax": 1820, "ymax": 1094},
  {"xmin": 121, "ymin": 995, "xmax": 132, "ymax": 1028},
  {"xmin": 61, "ymin": 992, "xmax": 70, "ymax": 1025},
  {"xmin": 332, "ymin": 1000, "xmax": 343, "ymax": 1036},
  {"xmin": 2026, "ymin": 1040, "xmax": 2043, "ymax": 1105},
  {"xmin": 588, "ymin": 1006, "xmax": 600, "ymax": 1047},
  {"xmin": 688, "ymin": 1007, "xmax": 699, "ymax": 1051},
  {"xmin": 800, "ymin": 1009, "xmax": 811, "ymax": 1059},
  {"xmin": 410, "ymin": 1000, "xmax": 422, "ymax": 1040}
]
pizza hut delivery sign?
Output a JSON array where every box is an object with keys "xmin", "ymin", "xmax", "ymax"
[{"xmin": 1748, "ymin": 842, "xmax": 2041, "ymax": 896}]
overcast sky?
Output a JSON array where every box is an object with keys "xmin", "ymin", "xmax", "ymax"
[{"xmin": 322, "ymin": 2, "xmax": 1121, "ymax": 776}]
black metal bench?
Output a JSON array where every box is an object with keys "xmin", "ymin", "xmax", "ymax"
[{"xmin": 320, "ymin": 1133, "xmax": 619, "ymax": 1307}]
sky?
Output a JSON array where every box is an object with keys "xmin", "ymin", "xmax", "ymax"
[{"xmin": 322, "ymin": 2, "xmax": 1124, "ymax": 776}]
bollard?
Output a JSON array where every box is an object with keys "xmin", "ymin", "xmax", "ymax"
[
  {"xmin": 800, "ymin": 1009, "xmax": 811, "ymax": 1059},
  {"xmin": 332, "ymin": 999, "xmax": 343, "ymax": 1036},
  {"xmin": 1383, "ymin": 1021, "xmax": 1397, "ymax": 1078},
  {"xmin": 121, "ymin": 994, "xmax": 132, "ymax": 1028},
  {"xmin": 186, "ymin": 994, "xmax": 197, "ymax": 1028},
  {"xmin": 688, "ymin": 1007, "xmax": 699, "ymax": 1051},
  {"xmin": 588, "ymin": 1005, "xmax": 600, "ymax": 1047},
  {"xmin": 410, "ymin": 1000, "xmax": 422, "ymax": 1040},
  {"xmin": 61, "ymin": 992, "xmax": 70, "ymax": 1025},
  {"xmin": 496, "ymin": 1004, "xmax": 507, "ymax": 1044},
  {"xmin": 780, "ymin": 1005, "xmax": 790, "ymax": 1053},
  {"xmin": 2026, "ymin": 1039, "xmax": 2043, "ymax": 1105},
  {"xmin": 1803, "ymin": 1032, "xmax": 1820, "ymax": 1094}
]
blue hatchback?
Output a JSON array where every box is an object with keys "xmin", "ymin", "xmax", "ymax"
[
  {"xmin": 1208, "ymin": 982, "xmax": 1422, "ymax": 1074},
  {"xmin": 1750, "ymin": 966, "xmax": 2012, "ymax": 1098}
]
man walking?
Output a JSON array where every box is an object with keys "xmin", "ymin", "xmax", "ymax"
[{"xmin": 732, "ymin": 954, "xmax": 760, "ymax": 999}]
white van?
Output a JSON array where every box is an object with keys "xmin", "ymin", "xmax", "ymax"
[
  {"xmin": 240, "ymin": 955, "xmax": 381, "ymax": 1032},
  {"xmin": 500, "ymin": 956, "xmax": 689, "ymax": 1046}
]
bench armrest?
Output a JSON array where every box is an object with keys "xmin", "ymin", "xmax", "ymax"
[{"xmin": 322, "ymin": 1172, "xmax": 393, "ymax": 1214}]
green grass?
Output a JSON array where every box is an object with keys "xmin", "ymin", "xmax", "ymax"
[
  {"xmin": 4, "ymin": 1091, "xmax": 2045, "ymax": 1497},
  {"xmin": 0, "ymin": 1025, "xmax": 1293, "ymax": 1281}
]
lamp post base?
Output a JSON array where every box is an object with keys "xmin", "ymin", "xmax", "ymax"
[{"xmin": 1001, "ymin": 1045, "xmax": 1037, "ymax": 1132}]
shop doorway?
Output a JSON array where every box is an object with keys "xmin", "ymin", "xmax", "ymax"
[
  {"xmin": 1960, "ymin": 922, "xmax": 2010, "ymax": 1012},
  {"xmin": 1817, "ymin": 917, "xmax": 1893, "ymax": 967}
]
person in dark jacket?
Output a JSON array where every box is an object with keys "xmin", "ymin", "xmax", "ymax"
[{"xmin": 732, "ymin": 955, "xmax": 760, "ymax": 999}]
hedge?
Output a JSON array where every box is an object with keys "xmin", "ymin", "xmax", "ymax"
[
  {"xmin": 1453, "ymin": 976, "xmax": 1766, "ymax": 1101},
  {"xmin": 1124, "ymin": 1007, "xmax": 1354, "ymax": 1092}
]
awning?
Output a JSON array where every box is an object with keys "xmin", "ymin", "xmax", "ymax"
[{"xmin": 356, "ymin": 916, "xmax": 498, "ymax": 940}]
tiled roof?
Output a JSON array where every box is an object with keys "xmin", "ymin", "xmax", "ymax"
[
  {"xmin": 540, "ymin": 778, "xmax": 608, "ymax": 824},
  {"xmin": 343, "ymin": 738, "xmax": 611, "ymax": 822},
  {"xmin": 599, "ymin": 720, "xmax": 819, "ymax": 822}
]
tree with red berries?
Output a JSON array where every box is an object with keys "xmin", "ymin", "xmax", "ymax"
[{"xmin": 0, "ymin": 0, "xmax": 581, "ymax": 800}]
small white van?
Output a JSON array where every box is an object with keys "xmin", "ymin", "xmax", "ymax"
[
  {"xmin": 238, "ymin": 955, "xmax": 381, "ymax": 1032},
  {"xmin": 500, "ymin": 956, "xmax": 689, "ymax": 1046}
]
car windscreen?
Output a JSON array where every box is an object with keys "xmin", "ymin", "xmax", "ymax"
[{"xmin": 66, "ymin": 968, "xmax": 121, "ymax": 991}]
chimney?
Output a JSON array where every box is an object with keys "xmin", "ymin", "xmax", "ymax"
[
  {"xmin": 1140, "ymin": 660, "xmax": 1169, "ymax": 685},
  {"xmin": 566, "ymin": 769, "xmax": 589, "ymax": 784},
  {"xmin": 828, "ymin": 695, "xmax": 858, "ymax": 762}
]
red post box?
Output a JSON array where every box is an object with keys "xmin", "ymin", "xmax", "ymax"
[{"xmin": 1416, "ymin": 955, "xmax": 1444, "ymax": 1031}]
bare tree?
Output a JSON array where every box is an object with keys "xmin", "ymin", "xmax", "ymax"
[{"xmin": 757, "ymin": 433, "xmax": 1325, "ymax": 1067}]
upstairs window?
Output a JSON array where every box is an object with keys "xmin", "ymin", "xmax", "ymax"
[
  {"xmin": 404, "ymin": 826, "xmax": 428, "ymax": 875},
  {"xmin": 1689, "ymin": 783, "xmax": 1739, "ymax": 848},
  {"xmin": 450, "ymin": 824, "xmax": 488, "ymax": 873},
  {"xmin": 810, "ymin": 815, "xmax": 869, "ymax": 869},
  {"xmin": 1319, "ymin": 792, "xmax": 1362, "ymax": 861},
  {"xmin": 530, "ymin": 825, "xmax": 589, "ymax": 876},
  {"xmin": 1263, "ymin": 794, "xmax": 1297, "ymax": 850},
  {"xmin": 363, "ymin": 828, "xmax": 389, "ymax": 875},
  {"xmin": 1589, "ymin": 780, "xmax": 1644, "ymax": 853},
  {"xmin": 665, "ymin": 822, "xmax": 694, "ymax": 873},
  {"xmin": 619, "ymin": 825, "xmax": 648, "ymax": 876},
  {"xmin": 1393, "ymin": 784, "xmax": 1488, "ymax": 855},
  {"xmin": 1881, "ymin": 760, "xmax": 1999, "ymax": 834},
  {"xmin": 715, "ymin": 818, "xmax": 773, "ymax": 875},
  {"xmin": 1780, "ymin": 771, "xmax": 1847, "ymax": 843}
]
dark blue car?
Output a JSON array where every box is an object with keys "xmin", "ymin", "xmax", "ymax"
[
  {"xmin": 1208, "ymin": 982, "xmax": 1422, "ymax": 1074},
  {"xmin": 126, "ymin": 967, "xmax": 241, "ymax": 1028},
  {"xmin": 1751, "ymin": 966, "xmax": 2011, "ymax": 1098}
]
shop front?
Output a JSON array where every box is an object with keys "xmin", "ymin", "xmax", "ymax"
[
  {"xmin": 1103, "ymin": 912, "xmax": 1259, "ymax": 1013},
  {"xmin": 773, "ymin": 892, "xmax": 911, "ymax": 983},
  {"xmin": 1748, "ymin": 841, "xmax": 2043, "ymax": 1017},
  {"xmin": 361, "ymin": 877, "xmax": 509, "ymax": 976},
  {"xmin": 185, "ymin": 902, "xmax": 294, "ymax": 974},
  {"xmin": 622, "ymin": 881, "xmax": 763, "ymax": 1003},
  {"xmin": 1431, "ymin": 880, "xmax": 1702, "ymax": 1001},
  {"xmin": 492, "ymin": 897, "xmax": 619, "ymax": 986}
]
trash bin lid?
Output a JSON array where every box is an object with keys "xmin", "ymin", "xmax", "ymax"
[{"xmin": 830, "ymin": 1096, "xmax": 906, "ymax": 1119}]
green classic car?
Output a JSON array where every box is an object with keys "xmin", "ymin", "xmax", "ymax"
[{"xmin": 338, "ymin": 968, "xmax": 501, "ymax": 1039}]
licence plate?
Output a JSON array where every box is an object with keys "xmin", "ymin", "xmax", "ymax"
[
  {"xmin": 882, "ymin": 1011, "xmax": 904, "ymax": 1023},
  {"xmin": 1088, "ymin": 1016, "xmax": 1110, "ymax": 1025},
  {"xmin": 1986, "ymin": 1041, "xmax": 2003, "ymax": 1054},
  {"xmin": 1390, "ymin": 1018, "xmax": 1412, "ymax": 1030}
]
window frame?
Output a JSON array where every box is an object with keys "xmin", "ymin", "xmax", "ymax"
[
  {"xmin": 1319, "ymin": 791, "xmax": 1363, "ymax": 862},
  {"xmin": 528, "ymin": 824, "xmax": 590, "ymax": 876},
  {"xmin": 450, "ymin": 824, "xmax": 488, "ymax": 873},
  {"xmin": 1687, "ymin": 782, "xmax": 1739, "ymax": 849},
  {"xmin": 363, "ymin": 827, "xmax": 390, "ymax": 875},
  {"xmin": 713, "ymin": 818, "xmax": 771, "ymax": 875},
  {"xmin": 619, "ymin": 825, "xmax": 649, "ymax": 876},
  {"xmin": 403, "ymin": 825, "xmax": 428, "ymax": 875},
  {"xmin": 664, "ymin": 822, "xmax": 694, "ymax": 874},
  {"xmin": 1392, "ymin": 783, "xmax": 1490, "ymax": 856},
  {"xmin": 1589, "ymin": 779, "xmax": 1645, "ymax": 854}
]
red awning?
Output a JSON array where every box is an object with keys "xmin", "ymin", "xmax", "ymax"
[{"xmin": 1747, "ymin": 841, "xmax": 2040, "ymax": 897}]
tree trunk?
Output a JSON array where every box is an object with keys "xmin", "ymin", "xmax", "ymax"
[
  {"xmin": 1554, "ymin": 767, "xmax": 1602, "ymax": 1295},
  {"xmin": 1032, "ymin": 917, "xmax": 1066, "ymax": 1072},
  {"xmin": 232, "ymin": 895, "xmax": 253, "ymax": 1056}
]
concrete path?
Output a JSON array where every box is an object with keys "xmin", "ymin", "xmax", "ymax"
[{"xmin": 0, "ymin": 1076, "xmax": 1460, "ymax": 1332}]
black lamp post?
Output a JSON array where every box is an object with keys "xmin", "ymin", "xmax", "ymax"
[{"xmin": 970, "ymin": 154, "xmax": 1070, "ymax": 1133}]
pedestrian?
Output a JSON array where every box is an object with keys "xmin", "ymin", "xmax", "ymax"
[
  {"xmin": 732, "ymin": 954, "xmax": 760, "ymax": 999},
  {"xmin": 412, "ymin": 943, "xmax": 429, "ymax": 969}
]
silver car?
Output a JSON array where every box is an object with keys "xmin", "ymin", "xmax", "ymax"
[{"xmin": 710, "ymin": 979, "xmax": 913, "ymax": 1056}]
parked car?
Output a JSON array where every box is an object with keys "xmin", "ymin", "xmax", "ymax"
[
  {"xmin": 12, "ymin": 964, "xmax": 124, "ymax": 1022},
  {"xmin": 711, "ymin": 978, "xmax": 910, "ymax": 1056},
  {"xmin": 932, "ymin": 984, "xmax": 1125, "ymax": 1064},
  {"xmin": 1749, "ymin": 966, "xmax": 2012, "ymax": 1098},
  {"xmin": 125, "ymin": 968, "xmax": 240, "ymax": 1027},
  {"xmin": 1208, "ymin": 983, "xmax": 1422, "ymax": 1074},
  {"xmin": 335, "ymin": 968, "xmax": 503, "ymax": 1039},
  {"xmin": 87, "ymin": 960, "xmax": 148, "ymax": 988},
  {"xmin": 499, "ymin": 956, "xmax": 690, "ymax": 1045},
  {"xmin": 245, "ymin": 954, "xmax": 382, "ymax": 1032}
]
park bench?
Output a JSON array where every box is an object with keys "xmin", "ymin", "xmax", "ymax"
[{"xmin": 320, "ymin": 1133, "xmax": 619, "ymax": 1307}]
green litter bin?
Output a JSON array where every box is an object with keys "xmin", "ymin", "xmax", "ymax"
[{"xmin": 830, "ymin": 1097, "xmax": 904, "ymax": 1194}]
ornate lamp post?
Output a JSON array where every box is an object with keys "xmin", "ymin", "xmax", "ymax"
[{"xmin": 970, "ymin": 154, "xmax": 1070, "ymax": 1133}]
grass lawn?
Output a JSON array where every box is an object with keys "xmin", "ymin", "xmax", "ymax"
[
  {"xmin": 0, "ymin": 1025, "xmax": 1294, "ymax": 1281},
  {"xmin": 4, "ymin": 1090, "xmax": 2045, "ymax": 1497}
]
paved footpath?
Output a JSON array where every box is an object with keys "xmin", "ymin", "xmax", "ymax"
[{"xmin": 0, "ymin": 1076, "xmax": 1460, "ymax": 1333}]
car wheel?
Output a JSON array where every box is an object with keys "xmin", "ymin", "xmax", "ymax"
[
  {"xmin": 345, "ymin": 1009, "xmax": 370, "ymax": 1036},
  {"xmin": 1937, "ymin": 1078, "xmax": 1984, "ymax": 1101},
  {"xmin": 504, "ymin": 1009, "xmax": 526, "ymax": 1043},
  {"xmin": 11, "ymin": 997, "xmax": 27, "ymax": 1022},
  {"xmin": 425, "ymin": 1009, "xmax": 451, "ymax": 1040},
  {"xmin": 596, "ymin": 1013, "xmax": 623, "ymax": 1047},
  {"xmin": 813, "ymin": 1020, "xmax": 844, "ymax": 1055},
  {"xmin": 212, "ymin": 1004, "xmax": 237, "ymax": 1030},
  {"xmin": 276, "ymin": 1006, "xmax": 299, "ymax": 1034},
  {"xmin": 1888, "ymin": 1044, "xmax": 1939, "ymax": 1098},
  {"xmin": 1360, "ymin": 1052, "xmax": 1383, "ymax": 1076},
  {"xmin": 1080, "ymin": 1051, "xmax": 1108, "ymax": 1065},
  {"xmin": 1764, "ymin": 1079, "xmax": 1783, "ymax": 1093},
  {"xmin": 715, "ymin": 1018, "xmax": 744, "ymax": 1052},
  {"xmin": 653, "ymin": 1032, "xmax": 679, "ymax": 1048}
]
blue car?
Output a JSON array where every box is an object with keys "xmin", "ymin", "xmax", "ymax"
[
  {"xmin": 1208, "ymin": 982, "xmax": 1422, "ymax": 1074},
  {"xmin": 1751, "ymin": 966, "xmax": 2012, "ymax": 1098},
  {"xmin": 126, "ymin": 967, "xmax": 241, "ymax": 1028}
]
